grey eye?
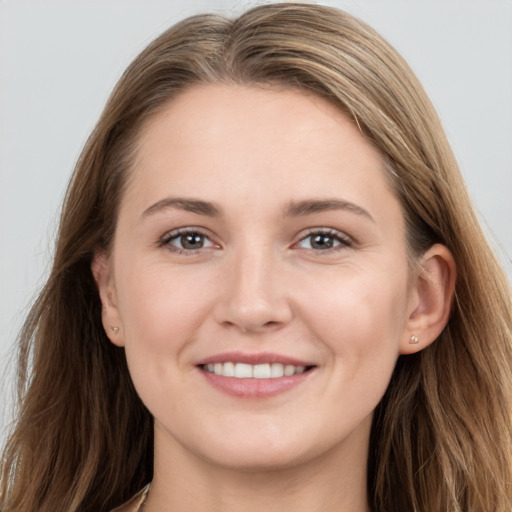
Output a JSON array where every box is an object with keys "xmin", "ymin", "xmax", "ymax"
[
  {"xmin": 163, "ymin": 230, "xmax": 216, "ymax": 252},
  {"xmin": 309, "ymin": 234, "xmax": 337, "ymax": 249},
  {"xmin": 177, "ymin": 233, "xmax": 206, "ymax": 250},
  {"xmin": 297, "ymin": 232, "xmax": 346, "ymax": 250}
]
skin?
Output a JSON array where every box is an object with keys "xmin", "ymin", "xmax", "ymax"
[{"xmin": 93, "ymin": 84, "xmax": 455, "ymax": 512}]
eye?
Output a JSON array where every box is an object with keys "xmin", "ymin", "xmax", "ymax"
[
  {"xmin": 160, "ymin": 229, "xmax": 216, "ymax": 253},
  {"xmin": 296, "ymin": 229, "xmax": 352, "ymax": 251}
]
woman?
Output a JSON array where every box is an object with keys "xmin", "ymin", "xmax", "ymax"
[{"xmin": 1, "ymin": 3, "xmax": 511, "ymax": 511}]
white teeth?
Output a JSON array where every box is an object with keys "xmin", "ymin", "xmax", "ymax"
[
  {"xmin": 234, "ymin": 363, "xmax": 253, "ymax": 378},
  {"xmin": 204, "ymin": 362, "xmax": 307, "ymax": 379},
  {"xmin": 284, "ymin": 365, "xmax": 295, "ymax": 376},
  {"xmin": 223, "ymin": 361, "xmax": 235, "ymax": 377},
  {"xmin": 253, "ymin": 363, "xmax": 270, "ymax": 378}
]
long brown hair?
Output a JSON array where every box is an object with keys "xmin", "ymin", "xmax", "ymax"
[{"xmin": 2, "ymin": 4, "xmax": 511, "ymax": 511}]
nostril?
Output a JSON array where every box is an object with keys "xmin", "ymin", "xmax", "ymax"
[{"xmin": 230, "ymin": 319, "xmax": 285, "ymax": 334}]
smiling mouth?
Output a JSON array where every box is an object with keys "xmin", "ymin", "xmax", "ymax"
[{"xmin": 201, "ymin": 362, "xmax": 315, "ymax": 379}]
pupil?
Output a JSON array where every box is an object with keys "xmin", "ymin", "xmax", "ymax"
[
  {"xmin": 312, "ymin": 234, "xmax": 333, "ymax": 249},
  {"xmin": 181, "ymin": 233, "xmax": 203, "ymax": 249}
]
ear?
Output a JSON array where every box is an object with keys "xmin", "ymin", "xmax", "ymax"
[
  {"xmin": 91, "ymin": 252, "xmax": 125, "ymax": 347},
  {"xmin": 400, "ymin": 244, "xmax": 456, "ymax": 355}
]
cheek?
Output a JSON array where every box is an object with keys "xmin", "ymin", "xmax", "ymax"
[
  {"xmin": 113, "ymin": 262, "xmax": 213, "ymax": 413},
  {"xmin": 116, "ymin": 260, "xmax": 211, "ymax": 336},
  {"xmin": 308, "ymin": 262, "xmax": 408, "ymax": 324},
  {"xmin": 301, "ymin": 266, "xmax": 409, "ymax": 376},
  {"xmin": 113, "ymin": 259, "xmax": 217, "ymax": 390},
  {"xmin": 308, "ymin": 274, "xmax": 407, "ymax": 424}
]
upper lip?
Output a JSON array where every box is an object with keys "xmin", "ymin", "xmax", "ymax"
[{"xmin": 196, "ymin": 351, "xmax": 315, "ymax": 367}]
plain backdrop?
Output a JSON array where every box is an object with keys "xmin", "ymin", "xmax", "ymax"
[{"xmin": 1, "ymin": 0, "xmax": 511, "ymax": 437}]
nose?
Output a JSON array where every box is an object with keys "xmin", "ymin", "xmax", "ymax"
[{"xmin": 213, "ymin": 245, "xmax": 293, "ymax": 334}]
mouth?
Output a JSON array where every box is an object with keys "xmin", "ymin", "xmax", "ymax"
[
  {"xmin": 196, "ymin": 352, "xmax": 317, "ymax": 398},
  {"xmin": 201, "ymin": 362, "xmax": 314, "ymax": 379}
]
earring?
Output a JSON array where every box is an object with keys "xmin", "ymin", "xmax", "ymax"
[
  {"xmin": 409, "ymin": 335, "xmax": 420, "ymax": 344},
  {"xmin": 111, "ymin": 326, "xmax": 119, "ymax": 335}
]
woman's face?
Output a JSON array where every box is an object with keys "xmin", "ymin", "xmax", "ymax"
[{"xmin": 98, "ymin": 84, "xmax": 421, "ymax": 471}]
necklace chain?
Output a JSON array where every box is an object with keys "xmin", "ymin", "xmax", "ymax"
[{"xmin": 136, "ymin": 483, "xmax": 151, "ymax": 511}]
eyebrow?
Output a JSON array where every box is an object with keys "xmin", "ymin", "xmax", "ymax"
[
  {"xmin": 142, "ymin": 197, "xmax": 222, "ymax": 219},
  {"xmin": 141, "ymin": 196, "xmax": 374, "ymax": 222},
  {"xmin": 285, "ymin": 199, "xmax": 374, "ymax": 222}
]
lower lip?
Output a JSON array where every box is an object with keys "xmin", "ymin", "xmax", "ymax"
[{"xmin": 198, "ymin": 367, "xmax": 313, "ymax": 398}]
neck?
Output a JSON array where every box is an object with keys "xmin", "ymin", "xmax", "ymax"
[{"xmin": 144, "ymin": 422, "xmax": 371, "ymax": 512}]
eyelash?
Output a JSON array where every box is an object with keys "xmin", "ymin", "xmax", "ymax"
[
  {"xmin": 158, "ymin": 227, "xmax": 354, "ymax": 255},
  {"xmin": 158, "ymin": 227, "xmax": 216, "ymax": 255},
  {"xmin": 295, "ymin": 228, "xmax": 354, "ymax": 253}
]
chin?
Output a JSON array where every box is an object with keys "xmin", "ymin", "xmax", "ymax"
[
  {"xmin": 184, "ymin": 423, "xmax": 333, "ymax": 473},
  {"xmin": 203, "ymin": 444, "xmax": 313, "ymax": 473}
]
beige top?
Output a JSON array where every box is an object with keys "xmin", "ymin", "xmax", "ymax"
[{"xmin": 110, "ymin": 484, "xmax": 151, "ymax": 512}]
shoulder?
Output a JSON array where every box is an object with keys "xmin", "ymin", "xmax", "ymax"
[{"xmin": 110, "ymin": 484, "xmax": 151, "ymax": 512}]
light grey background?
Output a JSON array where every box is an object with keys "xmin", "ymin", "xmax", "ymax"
[{"xmin": 1, "ymin": 0, "xmax": 511, "ymax": 437}]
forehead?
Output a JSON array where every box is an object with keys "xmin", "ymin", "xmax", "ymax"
[
  {"xmin": 124, "ymin": 83, "xmax": 400, "ymax": 225},
  {"xmin": 136, "ymin": 84, "xmax": 377, "ymax": 162}
]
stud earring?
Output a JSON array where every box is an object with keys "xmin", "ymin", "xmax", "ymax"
[
  {"xmin": 111, "ymin": 326, "xmax": 119, "ymax": 335},
  {"xmin": 409, "ymin": 335, "xmax": 420, "ymax": 344}
]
